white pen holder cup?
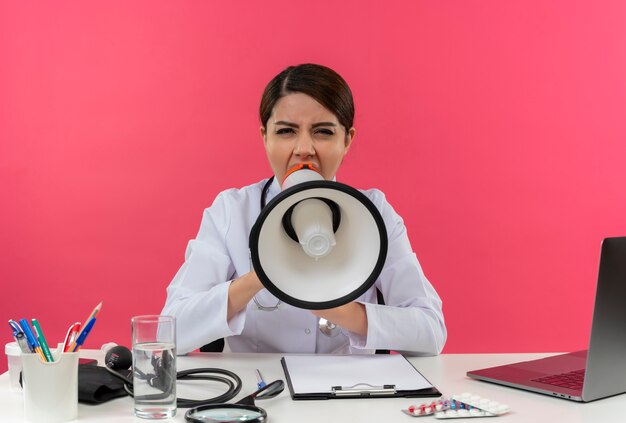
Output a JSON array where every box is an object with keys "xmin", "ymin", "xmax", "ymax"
[{"xmin": 21, "ymin": 344, "xmax": 79, "ymax": 423}]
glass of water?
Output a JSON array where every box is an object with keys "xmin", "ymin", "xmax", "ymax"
[{"xmin": 131, "ymin": 315, "xmax": 177, "ymax": 419}]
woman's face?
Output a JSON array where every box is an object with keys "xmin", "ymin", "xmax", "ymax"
[{"xmin": 261, "ymin": 92, "xmax": 355, "ymax": 184}]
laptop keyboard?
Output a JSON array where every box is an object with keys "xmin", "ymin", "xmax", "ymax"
[{"xmin": 532, "ymin": 369, "xmax": 586, "ymax": 390}]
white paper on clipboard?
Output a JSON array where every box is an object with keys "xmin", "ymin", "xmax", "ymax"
[{"xmin": 282, "ymin": 354, "xmax": 433, "ymax": 394}]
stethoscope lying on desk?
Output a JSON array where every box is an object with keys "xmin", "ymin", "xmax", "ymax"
[{"xmin": 104, "ymin": 346, "xmax": 284, "ymax": 423}]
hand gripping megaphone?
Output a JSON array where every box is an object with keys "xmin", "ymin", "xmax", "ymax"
[{"xmin": 249, "ymin": 164, "xmax": 388, "ymax": 310}]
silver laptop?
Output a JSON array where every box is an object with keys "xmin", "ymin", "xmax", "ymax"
[{"xmin": 467, "ymin": 236, "xmax": 626, "ymax": 402}]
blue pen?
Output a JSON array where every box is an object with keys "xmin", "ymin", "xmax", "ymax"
[
  {"xmin": 19, "ymin": 319, "xmax": 45, "ymax": 360},
  {"xmin": 18, "ymin": 319, "xmax": 39, "ymax": 351},
  {"xmin": 255, "ymin": 369, "xmax": 267, "ymax": 389},
  {"xmin": 72, "ymin": 318, "xmax": 96, "ymax": 352}
]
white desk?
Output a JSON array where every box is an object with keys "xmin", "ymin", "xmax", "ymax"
[{"xmin": 2, "ymin": 351, "xmax": 625, "ymax": 422}]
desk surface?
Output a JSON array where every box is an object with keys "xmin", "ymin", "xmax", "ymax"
[{"xmin": 2, "ymin": 351, "xmax": 625, "ymax": 422}]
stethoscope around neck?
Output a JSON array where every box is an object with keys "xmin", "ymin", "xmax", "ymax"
[
  {"xmin": 255, "ymin": 176, "xmax": 342, "ymax": 338},
  {"xmin": 259, "ymin": 176, "xmax": 275, "ymax": 216}
]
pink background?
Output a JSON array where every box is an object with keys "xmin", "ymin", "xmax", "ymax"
[{"xmin": 1, "ymin": 1, "xmax": 625, "ymax": 373}]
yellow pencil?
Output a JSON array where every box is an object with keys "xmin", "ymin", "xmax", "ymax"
[{"xmin": 34, "ymin": 346, "xmax": 46, "ymax": 362}]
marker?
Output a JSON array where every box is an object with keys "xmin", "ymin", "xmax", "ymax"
[
  {"xmin": 18, "ymin": 319, "xmax": 46, "ymax": 361},
  {"xmin": 255, "ymin": 369, "xmax": 267, "ymax": 389},
  {"xmin": 72, "ymin": 318, "xmax": 97, "ymax": 352},
  {"xmin": 13, "ymin": 332, "xmax": 33, "ymax": 354},
  {"xmin": 31, "ymin": 319, "xmax": 54, "ymax": 362},
  {"xmin": 62, "ymin": 322, "xmax": 82, "ymax": 352},
  {"xmin": 8, "ymin": 320, "xmax": 23, "ymax": 336}
]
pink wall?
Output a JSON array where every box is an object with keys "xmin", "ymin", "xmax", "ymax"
[{"xmin": 2, "ymin": 1, "xmax": 626, "ymax": 373}]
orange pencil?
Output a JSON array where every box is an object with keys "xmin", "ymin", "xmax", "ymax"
[
  {"xmin": 68, "ymin": 301, "xmax": 102, "ymax": 352},
  {"xmin": 84, "ymin": 301, "xmax": 103, "ymax": 323}
]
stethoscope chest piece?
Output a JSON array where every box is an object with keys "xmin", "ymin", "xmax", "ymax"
[{"xmin": 318, "ymin": 318, "xmax": 341, "ymax": 337}]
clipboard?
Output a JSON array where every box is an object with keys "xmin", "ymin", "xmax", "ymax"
[{"xmin": 281, "ymin": 354, "xmax": 441, "ymax": 400}]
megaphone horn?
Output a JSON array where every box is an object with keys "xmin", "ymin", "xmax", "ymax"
[{"xmin": 249, "ymin": 164, "xmax": 388, "ymax": 310}]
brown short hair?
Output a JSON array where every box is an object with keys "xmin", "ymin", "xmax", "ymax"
[{"xmin": 259, "ymin": 64, "xmax": 355, "ymax": 133}]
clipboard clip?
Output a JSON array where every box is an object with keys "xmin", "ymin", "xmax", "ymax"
[{"xmin": 331, "ymin": 383, "xmax": 397, "ymax": 397}]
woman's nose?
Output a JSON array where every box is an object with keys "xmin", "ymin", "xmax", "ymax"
[{"xmin": 293, "ymin": 134, "xmax": 315, "ymax": 157}]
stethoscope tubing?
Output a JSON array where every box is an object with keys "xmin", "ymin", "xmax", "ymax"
[{"xmin": 105, "ymin": 365, "xmax": 243, "ymax": 408}]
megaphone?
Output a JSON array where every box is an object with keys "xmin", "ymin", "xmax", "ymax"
[{"xmin": 249, "ymin": 164, "xmax": 388, "ymax": 310}]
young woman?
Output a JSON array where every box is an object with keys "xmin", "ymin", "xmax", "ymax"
[{"xmin": 162, "ymin": 64, "xmax": 446, "ymax": 355}]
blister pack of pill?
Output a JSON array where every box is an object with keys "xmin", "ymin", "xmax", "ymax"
[
  {"xmin": 401, "ymin": 398, "xmax": 451, "ymax": 417},
  {"xmin": 402, "ymin": 393, "xmax": 510, "ymax": 419},
  {"xmin": 434, "ymin": 393, "xmax": 510, "ymax": 419}
]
